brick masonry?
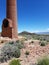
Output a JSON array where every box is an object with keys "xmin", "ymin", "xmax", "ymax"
[{"xmin": 2, "ymin": 0, "xmax": 18, "ymax": 39}]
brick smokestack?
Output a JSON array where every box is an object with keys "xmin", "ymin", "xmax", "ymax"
[
  {"xmin": 2, "ymin": 0, "xmax": 18, "ymax": 38},
  {"xmin": 7, "ymin": 0, "xmax": 17, "ymax": 27}
]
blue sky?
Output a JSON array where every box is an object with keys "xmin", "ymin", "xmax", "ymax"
[{"xmin": 0, "ymin": 0, "xmax": 49, "ymax": 33}]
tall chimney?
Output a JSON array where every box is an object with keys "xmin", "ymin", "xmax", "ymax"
[{"xmin": 2, "ymin": 0, "xmax": 18, "ymax": 39}]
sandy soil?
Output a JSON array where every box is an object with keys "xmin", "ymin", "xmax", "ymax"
[{"xmin": 0, "ymin": 39, "xmax": 49, "ymax": 65}]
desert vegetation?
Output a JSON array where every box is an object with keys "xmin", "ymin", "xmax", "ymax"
[
  {"xmin": 39, "ymin": 41, "xmax": 48, "ymax": 46},
  {"xmin": 19, "ymin": 31, "xmax": 49, "ymax": 42},
  {"xmin": 0, "ymin": 40, "xmax": 24, "ymax": 63},
  {"xmin": 0, "ymin": 32, "xmax": 49, "ymax": 65},
  {"xmin": 9, "ymin": 59, "xmax": 21, "ymax": 65},
  {"xmin": 25, "ymin": 50, "xmax": 30, "ymax": 55},
  {"xmin": 37, "ymin": 56, "xmax": 49, "ymax": 65}
]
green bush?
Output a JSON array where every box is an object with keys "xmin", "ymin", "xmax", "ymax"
[
  {"xmin": 25, "ymin": 51, "xmax": 29, "ymax": 55},
  {"xmin": 37, "ymin": 57, "xmax": 49, "ymax": 65},
  {"xmin": 9, "ymin": 59, "xmax": 21, "ymax": 65},
  {"xmin": 40, "ymin": 41, "xmax": 48, "ymax": 46}
]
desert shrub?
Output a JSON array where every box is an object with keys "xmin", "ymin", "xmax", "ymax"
[
  {"xmin": 47, "ymin": 40, "xmax": 49, "ymax": 42},
  {"xmin": 24, "ymin": 38, "xmax": 28, "ymax": 41},
  {"xmin": 25, "ymin": 51, "xmax": 29, "ymax": 55},
  {"xmin": 13, "ymin": 47, "xmax": 20, "ymax": 58},
  {"xmin": 0, "ymin": 55, "xmax": 4, "ymax": 63},
  {"xmin": 31, "ymin": 41, "xmax": 34, "ymax": 43},
  {"xmin": 0, "ymin": 40, "xmax": 24, "ymax": 63},
  {"xmin": 13, "ymin": 41, "xmax": 24, "ymax": 49},
  {"xmin": 39, "ymin": 38, "xmax": 42, "ymax": 41},
  {"xmin": 0, "ymin": 43, "xmax": 21, "ymax": 63},
  {"xmin": 0, "ymin": 52, "xmax": 8, "ymax": 63},
  {"xmin": 8, "ymin": 40, "xmax": 24, "ymax": 49},
  {"xmin": 9, "ymin": 59, "xmax": 21, "ymax": 65},
  {"xmin": 43, "ymin": 38, "xmax": 46, "ymax": 41},
  {"xmin": 29, "ymin": 41, "xmax": 34, "ymax": 45},
  {"xmin": 37, "ymin": 57, "xmax": 49, "ymax": 65},
  {"xmin": 1, "ymin": 40, "xmax": 4, "ymax": 43},
  {"xmin": 16, "ymin": 40, "xmax": 20, "ymax": 43},
  {"xmin": 2, "ymin": 44, "xmax": 21, "ymax": 58},
  {"xmin": 9, "ymin": 41, "xmax": 14, "ymax": 45},
  {"xmin": 37, "ymin": 37, "xmax": 40, "ymax": 40},
  {"xmin": 20, "ymin": 40, "xmax": 24, "ymax": 44},
  {"xmin": 40, "ymin": 41, "xmax": 48, "ymax": 46}
]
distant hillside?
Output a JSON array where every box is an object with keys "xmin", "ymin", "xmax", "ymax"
[
  {"xmin": 19, "ymin": 31, "xmax": 36, "ymax": 36},
  {"xmin": 19, "ymin": 31, "xmax": 49, "ymax": 36}
]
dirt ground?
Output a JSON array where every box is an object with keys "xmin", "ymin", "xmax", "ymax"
[{"xmin": 0, "ymin": 39, "xmax": 49, "ymax": 65}]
